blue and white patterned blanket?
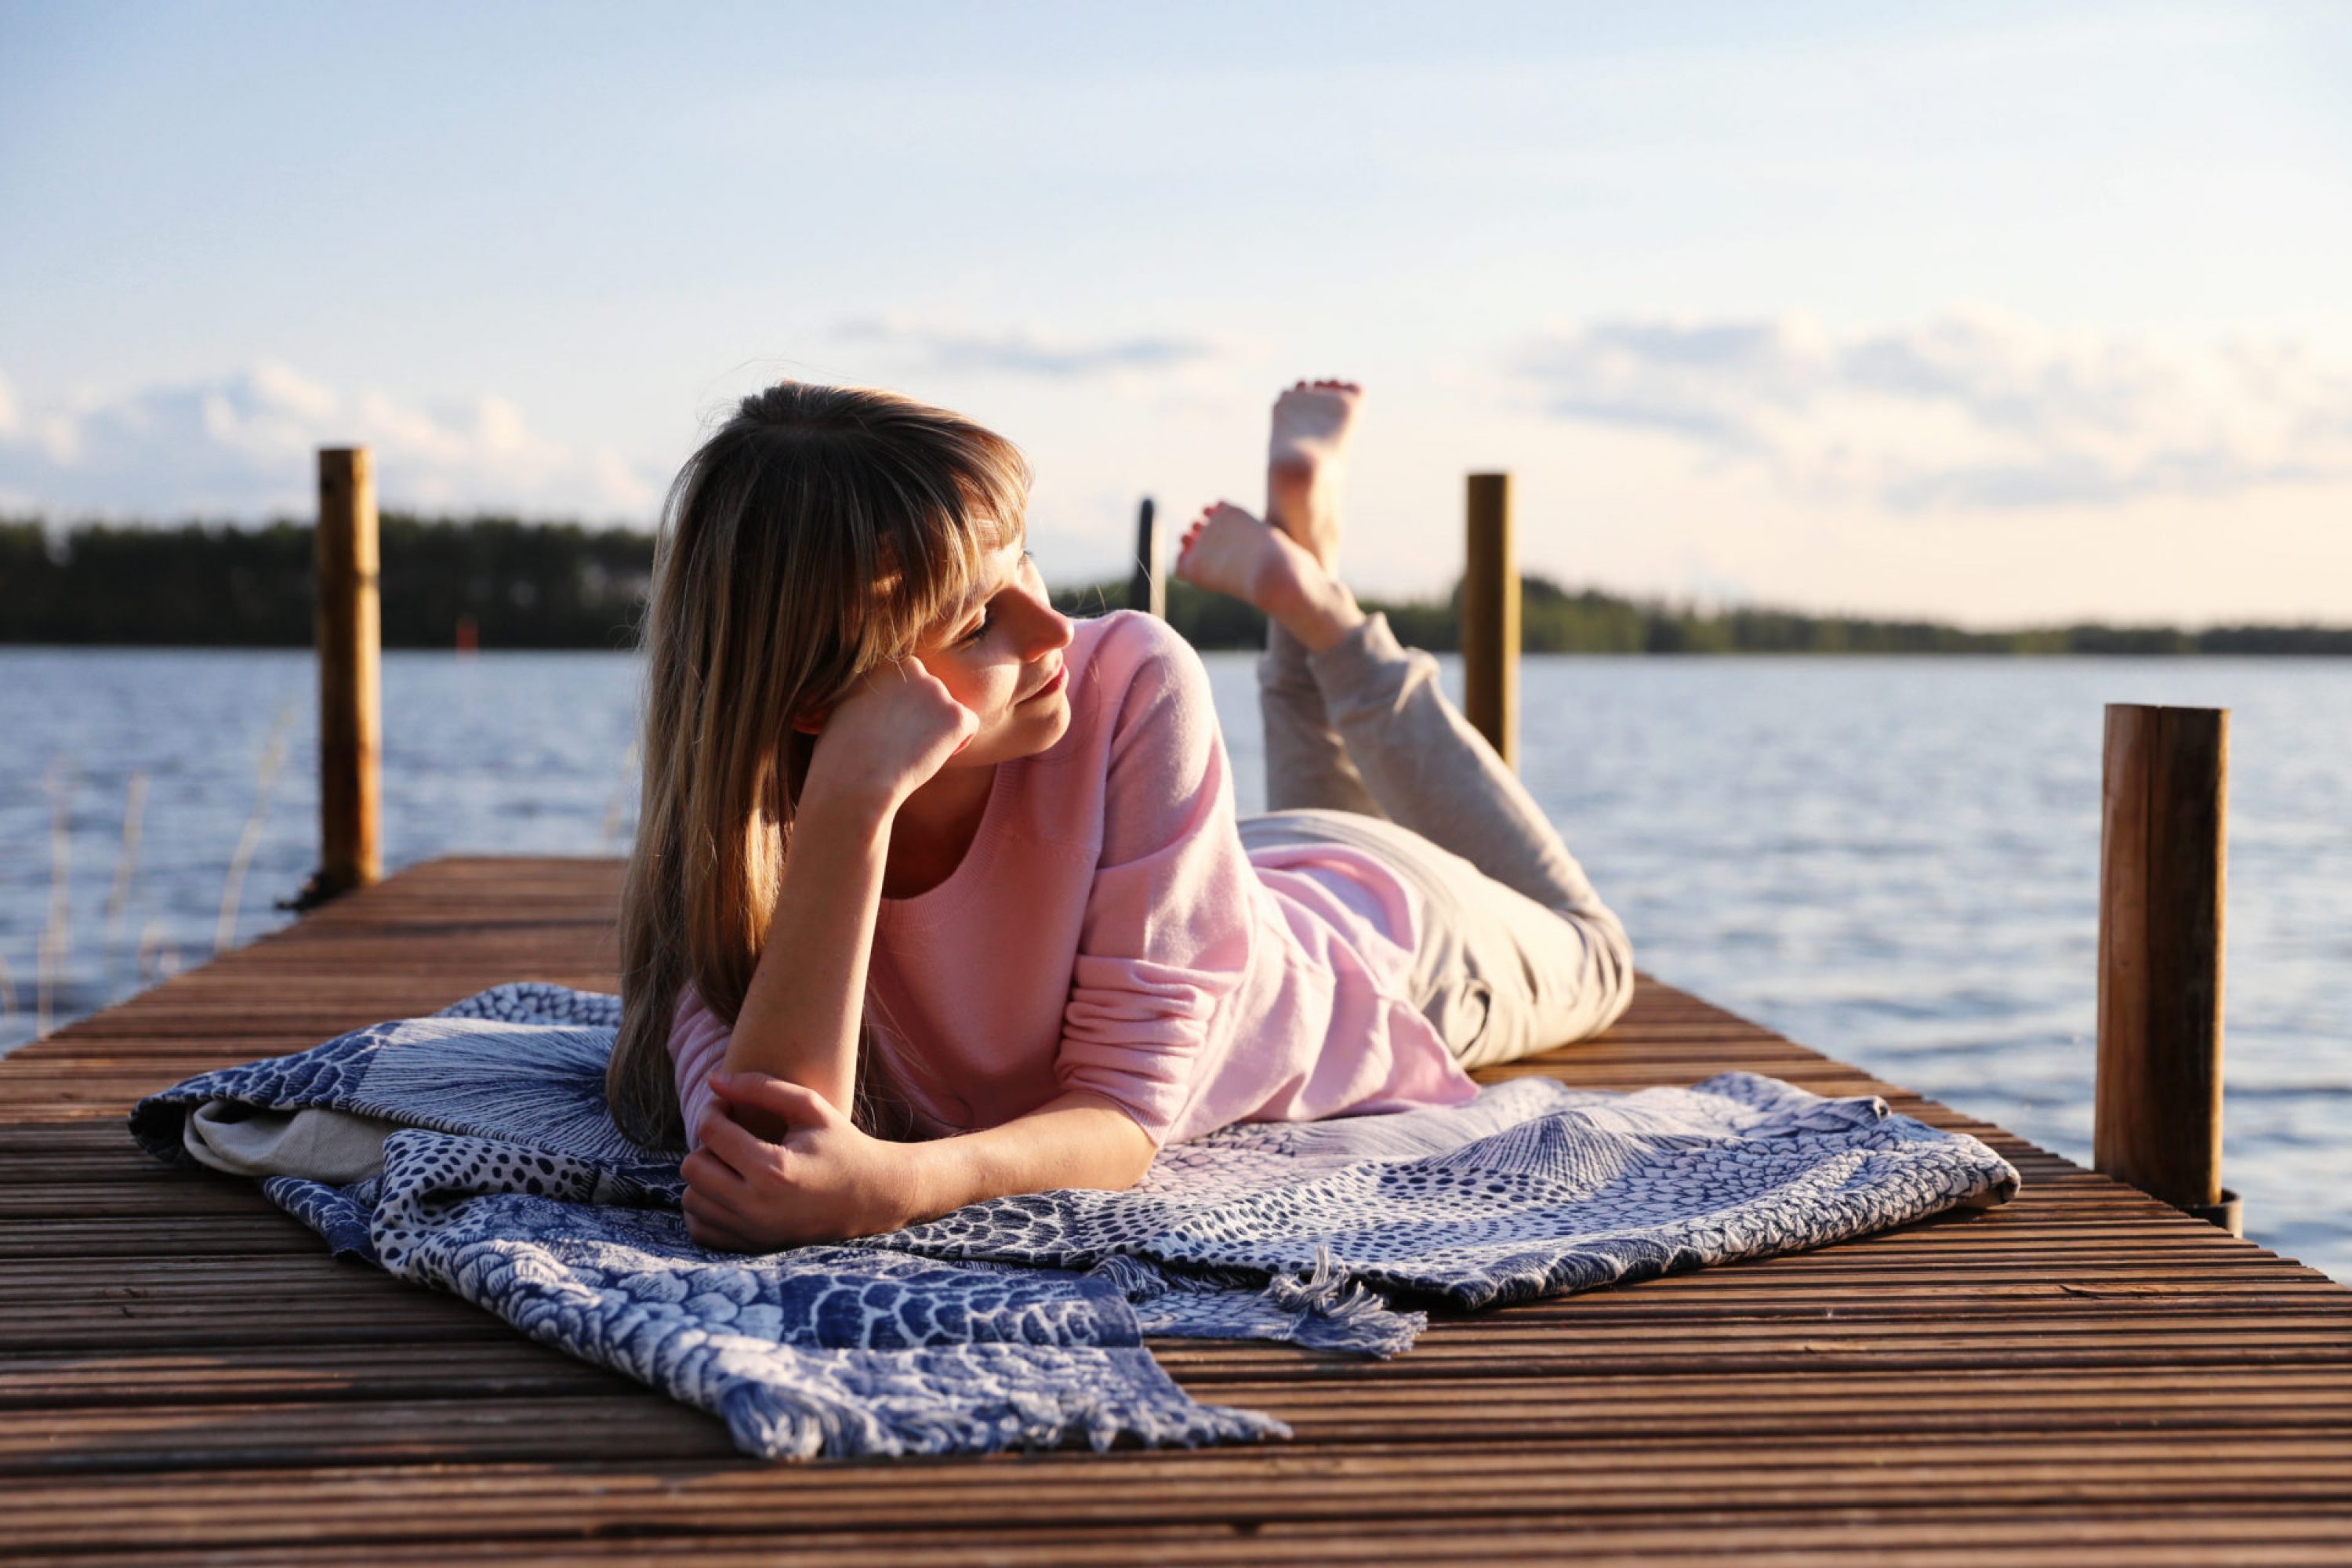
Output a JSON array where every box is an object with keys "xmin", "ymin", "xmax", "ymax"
[{"xmin": 129, "ymin": 982, "xmax": 2020, "ymax": 1461}]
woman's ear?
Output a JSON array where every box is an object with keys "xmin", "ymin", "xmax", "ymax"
[{"xmin": 789, "ymin": 706, "xmax": 828, "ymax": 736}]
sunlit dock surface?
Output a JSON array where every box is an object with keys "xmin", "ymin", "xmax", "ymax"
[{"xmin": 3, "ymin": 856, "xmax": 2348, "ymax": 1565}]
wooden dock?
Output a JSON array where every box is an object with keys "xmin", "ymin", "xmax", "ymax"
[{"xmin": 4, "ymin": 855, "xmax": 2349, "ymax": 1565}]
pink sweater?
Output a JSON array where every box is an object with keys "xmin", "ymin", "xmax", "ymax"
[{"xmin": 669, "ymin": 610, "xmax": 1479, "ymax": 1152}]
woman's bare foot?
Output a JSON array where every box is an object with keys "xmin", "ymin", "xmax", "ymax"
[
  {"xmin": 1266, "ymin": 379, "xmax": 1363, "ymax": 572},
  {"xmin": 1174, "ymin": 501, "xmax": 1365, "ymax": 653}
]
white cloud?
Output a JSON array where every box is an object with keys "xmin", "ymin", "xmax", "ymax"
[
  {"xmin": 1512, "ymin": 309, "xmax": 2352, "ymax": 511},
  {"xmin": 0, "ymin": 363, "xmax": 662, "ymax": 519},
  {"xmin": 832, "ymin": 318, "xmax": 1229, "ymax": 380}
]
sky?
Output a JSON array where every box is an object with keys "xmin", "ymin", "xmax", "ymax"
[{"xmin": 2, "ymin": 0, "xmax": 2349, "ymax": 626}]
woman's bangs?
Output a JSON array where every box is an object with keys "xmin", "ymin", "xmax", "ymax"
[{"xmin": 862, "ymin": 520, "xmax": 978, "ymax": 662}]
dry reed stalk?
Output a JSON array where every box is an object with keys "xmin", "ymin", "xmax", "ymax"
[
  {"xmin": 136, "ymin": 920, "xmax": 180, "ymax": 985},
  {"xmin": 215, "ymin": 704, "xmax": 296, "ymax": 955},
  {"xmin": 598, "ymin": 741, "xmax": 639, "ymax": 853},
  {"xmin": 34, "ymin": 757, "xmax": 74, "ymax": 1040},
  {"xmin": 101, "ymin": 771, "xmax": 148, "ymax": 998}
]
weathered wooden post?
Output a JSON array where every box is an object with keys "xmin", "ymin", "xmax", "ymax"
[
  {"xmin": 1462, "ymin": 472, "xmax": 1519, "ymax": 769},
  {"xmin": 314, "ymin": 447, "xmax": 382, "ymax": 900},
  {"xmin": 2096, "ymin": 703, "xmax": 2239, "ymax": 1234},
  {"xmin": 1128, "ymin": 496, "xmax": 1163, "ymax": 620}
]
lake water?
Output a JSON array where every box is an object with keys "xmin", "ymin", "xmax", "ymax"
[{"xmin": 5, "ymin": 645, "xmax": 2346, "ymax": 1282}]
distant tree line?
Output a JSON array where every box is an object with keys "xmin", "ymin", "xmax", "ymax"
[
  {"xmin": 1051, "ymin": 570, "xmax": 2352, "ymax": 655},
  {"xmin": 5, "ymin": 515, "xmax": 2349, "ymax": 655},
  {"xmin": 1, "ymin": 515, "xmax": 653, "ymax": 649}
]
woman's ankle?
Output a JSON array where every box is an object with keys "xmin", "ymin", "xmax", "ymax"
[{"xmin": 1272, "ymin": 576, "xmax": 1366, "ymax": 655}]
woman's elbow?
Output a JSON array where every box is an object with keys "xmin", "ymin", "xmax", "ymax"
[
  {"xmin": 1063, "ymin": 1091, "xmax": 1161, "ymax": 1189},
  {"xmin": 1102, "ymin": 1110, "xmax": 1160, "ymax": 1190}
]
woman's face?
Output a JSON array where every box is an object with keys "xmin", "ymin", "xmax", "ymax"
[{"xmin": 919, "ymin": 539, "xmax": 1075, "ymax": 768}]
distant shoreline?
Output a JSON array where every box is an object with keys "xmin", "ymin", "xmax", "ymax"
[
  {"xmin": 8, "ymin": 514, "xmax": 2349, "ymax": 655},
  {"xmin": 12, "ymin": 642, "xmax": 2350, "ymax": 659}
]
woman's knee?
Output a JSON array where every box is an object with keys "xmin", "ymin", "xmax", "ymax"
[
  {"xmin": 1579, "ymin": 908, "xmax": 1638, "ymax": 1035},
  {"xmin": 1536, "ymin": 906, "xmax": 1635, "ymax": 1045}
]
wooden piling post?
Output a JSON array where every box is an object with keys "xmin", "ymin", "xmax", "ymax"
[
  {"xmin": 1129, "ymin": 497, "xmax": 1163, "ymax": 620},
  {"xmin": 1463, "ymin": 472, "xmax": 1519, "ymax": 769},
  {"xmin": 2096, "ymin": 703, "xmax": 2239, "ymax": 1234},
  {"xmin": 314, "ymin": 447, "xmax": 382, "ymax": 900}
]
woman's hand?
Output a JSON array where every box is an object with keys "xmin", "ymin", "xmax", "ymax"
[
  {"xmin": 679, "ymin": 1070, "xmax": 924, "ymax": 1251},
  {"xmin": 801, "ymin": 654, "xmax": 978, "ymax": 812}
]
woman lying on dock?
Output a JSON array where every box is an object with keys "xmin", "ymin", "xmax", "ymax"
[{"xmin": 606, "ymin": 379, "xmax": 1636, "ymax": 1251}]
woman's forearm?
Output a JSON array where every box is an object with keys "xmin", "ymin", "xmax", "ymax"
[
  {"xmin": 910, "ymin": 1091, "xmax": 1158, "ymax": 1219},
  {"xmin": 723, "ymin": 786, "xmax": 894, "ymax": 1135}
]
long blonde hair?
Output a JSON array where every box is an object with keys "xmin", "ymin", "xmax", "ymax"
[{"xmin": 608, "ymin": 382, "xmax": 1030, "ymax": 1150}]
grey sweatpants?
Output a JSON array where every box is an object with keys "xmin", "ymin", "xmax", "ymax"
[{"xmin": 1237, "ymin": 614, "xmax": 1635, "ymax": 1070}]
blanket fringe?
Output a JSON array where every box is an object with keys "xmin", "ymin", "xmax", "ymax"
[
  {"xmin": 718, "ymin": 1356, "xmax": 1288, "ymax": 1461},
  {"xmin": 1261, "ymin": 1245, "xmax": 1421, "ymax": 1356},
  {"xmin": 1091, "ymin": 1247, "xmax": 1424, "ymax": 1357},
  {"xmin": 720, "ymin": 1381, "xmax": 833, "ymax": 1461},
  {"xmin": 1088, "ymin": 1251, "xmax": 1167, "ymax": 1303}
]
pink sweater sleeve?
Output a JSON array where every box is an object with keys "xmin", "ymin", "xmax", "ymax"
[
  {"xmin": 667, "ymin": 983, "xmax": 729, "ymax": 1152},
  {"xmin": 1051, "ymin": 621, "xmax": 1258, "ymax": 1146}
]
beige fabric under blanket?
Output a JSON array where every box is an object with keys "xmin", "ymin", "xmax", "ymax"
[{"xmin": 182, "ymin": 1099, "xmax": 403, "ymax": 1184}]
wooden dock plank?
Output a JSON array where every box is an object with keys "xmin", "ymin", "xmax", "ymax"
[{"xmin": 2, "ymin": 855, "xmax": 2347, "ymax": 1565}]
